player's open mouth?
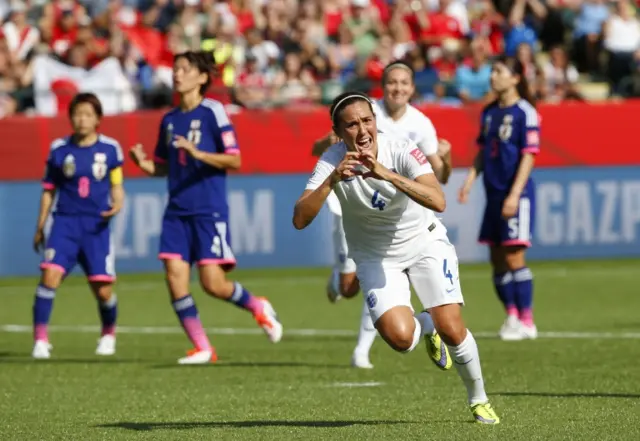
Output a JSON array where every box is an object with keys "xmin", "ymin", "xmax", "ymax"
[{"xmin": 356, "ymin": 137, "xmax": 372, "ymax": 150}]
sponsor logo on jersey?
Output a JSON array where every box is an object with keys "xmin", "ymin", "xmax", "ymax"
[
  {"xmin": 222, "ymin": 131, "xmax": 237, "ymax": 149},
  {"xmin": 409, "ymin": 148, "xmax": 427, "ymax": 165}
]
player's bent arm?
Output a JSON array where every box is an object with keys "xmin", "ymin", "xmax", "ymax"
[
  {"xmin": 508, "ymin": 152, "xmax": 536, "ymax": 198},
  {"xmin": 385, "ymin": 171, "xmax": 446, "ymax": 213},
  {"xmin": 427, "ymin": 153, "xmax": 452, "ymax": 185},
  {"xmin": 135, "ymin": 159, "xmax": 168, "ymax": 177},
  {"xmin": 312, "ymin": 132, "xmax": 338, "ymax": 157},
  {"xmin": 193, "ymin": 151, "xmax": 241, "ymax": 170},
  {"xmin": 292, "ymin": 176, "xmax": 335, "ymax": 230},
  {"xmin": 461, "ymin": 151, "xmax": 483, "ymax": 189}
]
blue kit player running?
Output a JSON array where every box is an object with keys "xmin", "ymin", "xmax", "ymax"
[
  {"xmin": 129, "ymin": 51, "xmax": 283, "ymax": 364},
  {"xmin": 32, "ymin": 93, "xmax": 125, "ymax": 359},
  {"xmin": 459, "ymin": 56, "xmax": 539, "ymax": 341}
]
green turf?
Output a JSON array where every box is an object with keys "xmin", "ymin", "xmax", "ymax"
[{"xmin": 1, "ymin": 260, "xmax": 639, "ymax": 440}]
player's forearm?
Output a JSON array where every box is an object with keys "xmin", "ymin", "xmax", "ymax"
[
  {"xmin": 440, "ymin": 152, "xmax": 452, "ymax": 184},
  {"xmin": 385, "ymin": 172, "xmax": 446, "ymax": 213},
  {"xmin": 193, "ymin": 151, "xmax": 241, "ymax": 170},
  {"xmin": 37, "ymin": 190, "xmax": 54, "ymax": 230},
  {"xmin": 110, "ymin": 184, "xmax": 125, "ymax": 212},
  {"xmin": 293, "ymin": 177, "xmax": 335, "ymax": 230},
  {"xmin": 509, "ymin": 153, "xmax": 535, "ymax": 198},
  {"xmin": 462, "ymin": 152, "xmax": 483, "ymax": 188},
  {"xmin": 136, "ymin": 159, "xmax": 163, "ymax": 176}
]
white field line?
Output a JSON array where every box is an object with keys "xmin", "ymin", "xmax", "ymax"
[
  {"xmin": 1, "ymin": 324, "xmax": 640, "ymax": 340},
  {"xmin": 0, "ymin": 265, "xmax": 638, "ymax": 293},
  {"xmin": 329, "ymin": 382, "xmax": 385, "ymax": 388}
]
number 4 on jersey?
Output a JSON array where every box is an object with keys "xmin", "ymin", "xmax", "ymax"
[
  {"xmin": 443, "ymin": 259, "xmax": 454, "ymax": 285},
  {"xmin": 371, "ymin": 190, "xmax": 386, "ymax": 211}
]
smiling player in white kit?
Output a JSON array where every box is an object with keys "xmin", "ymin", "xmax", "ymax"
[
  {"xmin": 294, "ymin": 92, "xmax": 499, "ymax": 424},
  {"xmin": 312, "ymin": 61, "xmax": 452, "ymax": 370}
]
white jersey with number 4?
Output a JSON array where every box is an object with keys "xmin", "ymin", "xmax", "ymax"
[
  {"xmin": 306, "ymin": 133, "xmax": 446, "ymax": 265},
  {"xmin": 326, "ymin": 100, "xmax": 439, "ymax": 216}
]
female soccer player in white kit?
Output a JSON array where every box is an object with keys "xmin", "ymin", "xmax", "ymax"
[
  {"xmin": 312, "ymin": 61, "xmax": 452, "ymax": 369},
  {"xmin": 294, "ymin": 92, "xmax": 499, "ymax": 424}
]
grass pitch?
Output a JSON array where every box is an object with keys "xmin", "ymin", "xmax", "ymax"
[{"xmin": 1, "ymin": 259, "xmax": 639, "ymax": 440}]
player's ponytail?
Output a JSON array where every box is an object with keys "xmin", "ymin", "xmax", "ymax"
[{"xmin": 174, "ymin": 50, "xmax": 216, "ymax": 96}]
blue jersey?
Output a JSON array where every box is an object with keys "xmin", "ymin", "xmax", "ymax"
[
  {"xmin": 153, "ymin": 98, "xmax": 240, "ymax": 217},
  {"xmin": 43, "ymin": 135, "xmax": 124, "ymax": 216},
  {"xmin": 476, "ymin": 99, "xmax": 540, "ymax": 197}
]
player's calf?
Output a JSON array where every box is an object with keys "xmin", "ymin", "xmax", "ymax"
[
  {"xmin": 32, "ymin": 268, "xmax": 63, "ymax": 356},
  {"xmin": 89, "ymin": 281, "xmax": 118, "ymax": 344},
  {"xmin": 375, "ymin": 306, "xmax": 421, "ymax": 353}
]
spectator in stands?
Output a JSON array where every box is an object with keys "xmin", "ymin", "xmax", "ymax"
[
  {"xmin": 504, "ymin": 0, "xmax": 545, "ymax": 57},
  {"xmin": 572, "ymin": 0, "xmax": 609, "ymax": 77},
  {"xmin": 469, "ymin": 0, "xmax": 504, "ymax": 55},
  {"xmin": 539, "ymin": 45, "xmax": 582, "ymax": 102},
  {"xmin": 328, "ymin": 25, "xmax": 358, "ymax": 81},
  {"xmin": 271, "ymin": 51, "xmax": 321, "ymax": 105},
  {"xmin": 603, "ymin": 0, "xmax": 640, "ymax": 96},
  {"xmin": 344, "ymin": 0, "xmax": 384, "ymax": 60},
  {"xmin": 2, "ymin": 1, "xmax": 40, "ymax": 61},
  {"xmin": 516, "ymin": 42, "xmax": 541, "ymax": 98},
  {"xmin": 233, "ymin": 52, "xmax": 270, "ymax": 108},
  {"xmin": 455, "ymin": 37, "xmax": 492, "ymax": 102}
]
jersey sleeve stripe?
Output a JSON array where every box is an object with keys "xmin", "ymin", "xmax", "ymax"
[
  {"xmin": 522, "ymin": 146, "xmax": 540, "ymax": 154},
  {"xmin": 225, "ymin": 148, "xmax": 240, "ymax": 155},
  {"xmin": 202, "ymin": 98, "xmax": 231, "ymax": 128},
  {"xmin": 99, "ymin": 134, "xmax": 125, "ymax": 162},
  {"xmin": 517, "ymin": 100, "xmax": 539, "ymax": 128},
  {"xmin": 42, "ymin": 182, "xmax": 55, "ymax": 190}
]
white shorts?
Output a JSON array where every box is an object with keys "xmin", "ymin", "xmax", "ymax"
[
  {"xmin": 356, "ymin": 237, "xmax": 465, "ymax": 323},
  {"xmin": 332, "ymin": 214, "xmax": 357, "ymax": 274}
]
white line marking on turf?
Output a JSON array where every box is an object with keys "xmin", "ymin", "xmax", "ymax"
[
  {"xmin": 330, "ymin": 382, "xmax": 384, "ymax": 388},
  {"xmin": 1, "ymin": 324, "xmax": 640, "ymax": 339}
]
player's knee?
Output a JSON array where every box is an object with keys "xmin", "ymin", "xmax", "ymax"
[
  {"xmin": 41, "ymin": 270, "xmax": 63, "ymax": 289},
  {"xmin": 378, "ymin": 317, "xmax": 416, "ymax": 352},
  {"xmin": 504, "ymin": 248, "xmax": 526, "ymax": 271},
  {"xmin": 431, "ymin": 304, "xmax": 466, "ymax": 346},
  {"xmin": 340, "ymin": 274, "xmax": 360, "ymax": 298},
  {"xmin": 90, "ymin": 282, "xmax": 113, "ymax": 302},
  {"xmin": 200, "ymin": 271, "xmax": 232, "ymax": 299}
]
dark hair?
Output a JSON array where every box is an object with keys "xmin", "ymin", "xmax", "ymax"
[
  {"xmin": 174, "ymin": 51, "xmax": 216, "ymax": 95},
  {"xmin": 493, "ymin": 55, "xmax": 535, "ymax": 107},
  {"xmin": 69, "ymin": 92, "xmax": 103, "ymax": 119},
  {"xmin": 382, "ymin": 60, "xmax": 415, "ymax": 85},
  {"xmin": 329, "ymin": 91, "xmax": 373, "ymax": 126}
]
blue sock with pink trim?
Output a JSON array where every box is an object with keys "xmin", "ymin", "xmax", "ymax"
[
  {"xmin": 98, "ymin": 294, "xmax": 118, "ymax": 336},
  {"xmin": 33, "ymin": 284, "xmax": 55, "ymax": 342},
  {"xmin": 513, "ymin": 267, "xmax": 534, "ymax": 326},
  {"xmin": 493, "ymin": 272, "xmax": 517, "ymax": 317},
  {"xmin": 225, "ymin": 282, "xmax": 263, "ymax": 315}
]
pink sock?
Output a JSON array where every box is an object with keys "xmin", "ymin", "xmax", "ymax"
[
  {"xmin": 246, "ymin": 296, "xmax": 264, "ymax": 316},
  {"xmin": 34, "ymin": 324, "xmax": 48, "ymax": 342},
  {"xmin": 519, "ymin": 308, "xmax": 534, "ymax": 326},
  {"xmin": 182, "ymin": 317, "xmax": 212, "ymax": 351},
  {"xmin": 101, "ymin": 326, "xmax": 116, "ymax": 337},
  {"xmin": 506, "ymin": 305, "xmax": 519, "ymax": 318}
]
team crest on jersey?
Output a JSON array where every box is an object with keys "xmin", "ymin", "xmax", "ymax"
[
  {"xmin": 407, "ymin": 131, "xmax": 418, "ymax": 141},
  {"xmin": 62, "ymin": 154, "xmax": 75, "ymax": 178},
  {"xmin": 366, "ymin": 292, "xmax": 378, "ymax": 309},
  {"xmin": 92, "ymin": 153, "xmax": 108, "ymax": 181},
  {"xmin": 498, "ymin": 115, "xmax": 513, "ymax": 141},
  {"xmin": 187, "ymin": 120, "xmax": 202, "ymax": 145},
  {"xmin": 166, "ymin": 123, "xmax": 173, "ymax": 145},
  {"xmin": 44, "ymin": 248, "xmax": 55, "ymax": 262}
]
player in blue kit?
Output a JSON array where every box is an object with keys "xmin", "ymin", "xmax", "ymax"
[
  {"xmin": 32, "ymin": 93, "xmax": 125, "ymax": 359},
  {"xmin": 459, "ymin": 56, "xmax": 539, "ymax": 341},
  {"xmin": 129, "ymin": 51, "xmax": 283, "ymax": 364}
]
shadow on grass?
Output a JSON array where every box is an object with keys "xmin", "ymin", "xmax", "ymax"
[
  {"xmin": 494, "ymin": 391, "xmax": 640, "ymax": 399},
  {"xmin": 96, "ymin": 420, "xmax": 419, "ymax": 431}
]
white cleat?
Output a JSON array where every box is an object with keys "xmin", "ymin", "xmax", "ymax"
[
  {"xmin": 255, "ymin": 298, "xmax": 283, "ymax": 343},
  {"xmin": 499, "ymin": 315, "xmax": 524, "ymax": 341},
  {"xmin": 178, "ymin": 349, "xmax": 216, "ymax": 365},
  {"xmin": 351, "ymin": 352, "xmax": 374, "ymax": 369},
  {"xmin": 96, "ymin": 335, "xmax": 116, "ymax": 356},
  {"xmin": 520, "ymin": 324, "xmax": 538, "ymax": 340},
  {"xmin": 32, "ymin": 340, "xmax": 52, "ymax": 359},
  {"xmin": 326, "ymin": 271, "xmax": 342, "ymax": 303}
]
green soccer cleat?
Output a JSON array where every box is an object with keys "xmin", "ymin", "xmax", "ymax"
[
  {"xmin": 471, "ymin": 402, "xmax": 500, "ymax": 425},
  {"xmin": 425, "ymin": 330, "xmax": 453, "ymax": 371}
]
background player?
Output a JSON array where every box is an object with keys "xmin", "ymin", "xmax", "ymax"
[
  {"xmin": 129, "ymin": 51, "xmax": 283, "ymax": 365},
  {"xmin": 312, "ymin": 62, "xmax": 452, "ymax": 369},
  {"xmin": 32, "ymin": 93, "xmax": 124, "ymax": 359},
  {"xmin": 294, "ymin": 92, "xmax": 499, "ymax": 424},
  {"xmin": 458, "ymin": 56, "xmax": 539, "ymax": 341}
]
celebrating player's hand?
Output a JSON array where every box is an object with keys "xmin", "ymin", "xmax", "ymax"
[
  {"xmin": 101, "ymin": 202, "xmax": 122, "ymax": 219},
  {"xmin": 501, "ymin": 194, "xmax": 519, "ymax": 219},
  {"xmin": 331, "ymin": 152, "xmax": 366, "ymax": 184},
  {"xmin": 128, "ymin": 143, "xmax": 147, "ymax": 165},
  {"xmin": 33, "ymin": 228, "xmax": 44, "ymax": 253},
  {"xmin": 173, "ymin": 135, "xmax": 198, "ymax": 157},
  {"xmin": 437, "ymin": 139, "xmax": 451, "ymax": 157},
  {"xmin": 358, "ymin": 151, "xmax": 390, "ymax": 180}
]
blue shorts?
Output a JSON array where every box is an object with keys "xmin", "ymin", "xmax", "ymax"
[
  {"xmin": 41, "ymin": 214, "xmax": 115, "ymax": 281},
  {"xmin": 478, "ymin": 193, "xmax": 535, "ymax": 248},
  {"xmin": 159, "ymin": 214, "xmax": 237, "ymax": 270}
]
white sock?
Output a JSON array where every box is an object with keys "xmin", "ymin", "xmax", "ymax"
[
  {"xmin": 330, "ymin": 270, "xmax": 341, "ymax": 295},
  {"xmin": 401, "ymin": 317, "xmax": 422, "ymax": 353},
  {"xmin": 354, "ymin": 299, "xmax": 376, "ymax": 356},
  {"xmin": 447, "ymin": 330, "xmax": 488, "ymax": 405},
  {"xmin": 416, "ymin": 311, "xmax": 435, "ymax": 336}
]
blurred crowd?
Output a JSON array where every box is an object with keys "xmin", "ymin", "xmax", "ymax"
[{"xmin": 1, "ymin": 0, "xmax": 640, "ymax": 117}]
